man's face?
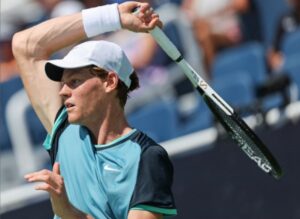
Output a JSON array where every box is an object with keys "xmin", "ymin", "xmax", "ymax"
[{"xmin": 59, "ymin": 67, "xmax": 109, "ymax": 126}]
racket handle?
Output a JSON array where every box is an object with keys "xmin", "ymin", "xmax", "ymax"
[
  {"xmin": 132, "ymin": 7, "xmax": 182, "ymax": 61},
  {"xmin": 149, "ymin": 27, "xmax": 182, "ymax": 62}
]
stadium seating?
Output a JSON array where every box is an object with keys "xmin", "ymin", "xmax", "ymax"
[
  {"xmin": 212, "ymin": 41, "xmax": 292, "ymax": 112},
  {"xmin": 127, "ymin": 99, "xmax": 179, "ymax": 142},
  {"xmin": 25, "ymin": 107, "xmax": 47, "ymax": 146},
  {"xmin": 260, "ymin": 92, "xmax": 287, "ymax": 112},
  {"xmin": 253, "ymin": 0, "xmax": 290, "ymax": 47},
  {"xmin": 281, "ymin": 28, "xmax": 300, "ymax": 70},
  {"xmin": 283, "ymin": 64, "xmax": 300, "ymax": 100},
  {"xmin": 211, "ymin": 73, "xmax": 256, "ymax": 116},
  {"xmin": 282, "ymin": 28, "xmax": 300, "ymax": 56},
  {"xmin": 0, "ymin": 77, "xmax": 23, "ymax": 151},
  {"xmin": 280, "ymin": 29, "xmax": 300, "ymax": 100},
  {"xmin": 1, "ymin": 76, "xmax": 47, "ymax": 151},
  {"xmin": 176, "ymin": 94, "xmax": 213, "ymax": 136},
  {"xmin": 212, "ymin": 42, "xmax": 268, "ymax": 86}
]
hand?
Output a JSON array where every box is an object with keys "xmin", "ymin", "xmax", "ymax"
[
  {"xmin": 24, "ymin": 163, "xmax": 71, "ymax": 218},
  {"xmin": 268, "ymin": 50, "xmax": 284, "ymax": 71},
  {"xmin": 118, "ymin": 1, "xmax": 162, "ymax": 32}
]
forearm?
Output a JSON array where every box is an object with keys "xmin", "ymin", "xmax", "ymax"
[{"xmin": 13, "ymin": 13, "xmax": 85, "ymax": 60}]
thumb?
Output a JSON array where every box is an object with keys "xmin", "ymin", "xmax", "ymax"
[{"xmin": 53, "ymin": 162, "xmax": 61, "ymax": 175}]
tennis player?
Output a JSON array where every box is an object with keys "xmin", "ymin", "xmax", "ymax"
[{"xmin": 13, "ymin": 2, "xmax": 177, "ymax": 219}]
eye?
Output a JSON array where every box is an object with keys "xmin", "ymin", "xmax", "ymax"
[
  {"xmin": 71, "ymin": 79, "xmax": 82, "ymax": 87},
  {"xmin": 64, "ymin": 79, "xmax": 82, "ymax": 88}
]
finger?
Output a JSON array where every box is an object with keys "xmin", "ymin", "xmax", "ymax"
[
  {"xmin": 35, "ymin": 183, "xmax": 61, "ymax": 196},
  {"xmin": 24, "ymin": 169, "xmax": 51, "ymax": 179},
  {"xmin": 121, "ymin": 1, "xmax": 148, "ymax": 14},
  {"xmin": 24, "ymin": 174, "xmax": 33, "ymax": 180},
  {"xmin": 143, "ymin": 17, "xmax": 162, "ymax": 31},
  {"xmin": 143, "ymin": 8, "xmax": 154, "ymax": 18},
  {"xmin": 143, "ymin": 13, "xmax": 160, "ymax": 25},
  {"xmin": 138, "ymin": 3, "xmax": 151, "ymax": 14},
  {"xmin": 26, "ymin": 173, "xmax": 52, "ymax": 183},
  {"xmin": 136, "ymin": 7, "xmax": 155, "ymax": 22},
  {"xmin": 53, "ymin": 162, "xmax": 60, "ymax": 175},
  {"xmin": 25, "ymin": 170, "xmax": 63, "ymax": 189}
]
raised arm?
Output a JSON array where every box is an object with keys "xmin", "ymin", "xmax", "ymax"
[
  {"xmin": 12, "ymin": 2, "xmax": 161, "ymax": 133},
  {"xmin": 12, "ymin": 12, "xmax": 84, "ymax": 133}
]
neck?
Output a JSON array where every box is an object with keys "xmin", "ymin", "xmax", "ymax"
[{"xmin": 86, "ymin": 103, "xmax": 132, "ymax": 145}]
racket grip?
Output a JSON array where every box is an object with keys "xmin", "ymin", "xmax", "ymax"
[
  {"xmin": 149, "ymin": 27, "xmax": 182, "ymax": 62},
  {"xmin": 132, "ymin": 7, "xmax": 182, "ymax": 61}
]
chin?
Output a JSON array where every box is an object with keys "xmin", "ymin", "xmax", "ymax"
[
  {"xmin": 67, "ymin": 113, "xmax": 82, "ymax": 124},
  {"xmin": 68, "ymin": 118, "xmax": 80, "ymax": 124}
]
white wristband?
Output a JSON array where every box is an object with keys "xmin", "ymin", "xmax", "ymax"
[{"xmin": 82, "ymin": 3, "xmax": 121, "ymax": 38}]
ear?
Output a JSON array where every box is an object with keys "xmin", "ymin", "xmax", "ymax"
[{"xmin": 104, "ymin": 71, "xmax": 119, "ymax": 93}]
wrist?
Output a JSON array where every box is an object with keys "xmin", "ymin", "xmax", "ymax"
[
  {"xmin": 81, "ymin": 3, "xmax": 121, "ymax": 38},
  {"xmin": 61, "ymin": 204, "xmax": 92, "ymax": 219}
]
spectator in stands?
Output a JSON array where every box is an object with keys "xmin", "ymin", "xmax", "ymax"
[
  {"xmin": 268, "ymin": 0, "xmax": 300, "ymax": 72},
  {"xmin": 183, "ymin": 0, "xmax": 251, "ymax": 76}
]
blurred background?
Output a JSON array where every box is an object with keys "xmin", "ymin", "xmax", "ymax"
[{"xmin": 1, "ymin": 0, "xmax": 300, "ymax": 218}]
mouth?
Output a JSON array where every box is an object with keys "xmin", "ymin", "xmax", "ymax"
[{"xmin": 65, "ymin": 102, "xmax": 75, "ymax": 109}]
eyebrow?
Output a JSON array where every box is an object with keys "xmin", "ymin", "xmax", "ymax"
[{"xmin": 62, "ymin": 67, "xmax": 90, "ymax": 81}]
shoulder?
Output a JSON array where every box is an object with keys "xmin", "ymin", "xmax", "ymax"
[
  {"xmin": 132, "ymin": 131, "xmax": 171, "ymax": 160},
  {"xmin": 133, "ymin": 132, "xmax": 174, "ymax": 177},
  {"xmin": 142, "ymin": 144, "xmax": 170, "ymax": 164}
]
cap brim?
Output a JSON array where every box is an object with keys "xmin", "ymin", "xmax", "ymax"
[{"xmin": 45, "ymin": 59, "xmax": 92, "ymax": 81}]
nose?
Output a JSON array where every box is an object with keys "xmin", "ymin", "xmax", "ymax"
[{"xmin": 59, "ymin": 83, "xmax": 71, "ymax": 98}]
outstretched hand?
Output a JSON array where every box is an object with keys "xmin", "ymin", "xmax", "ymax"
[
  {"xmin": 118, "ymin": 1, "xmax": 162, "ymax": 32},
  {"xmin": 24, "ymin": 163, "xmax": 71, "ymax": 218}
]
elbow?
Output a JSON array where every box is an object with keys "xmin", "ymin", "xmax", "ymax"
[
  {"xmin": 12, "ymin": 29, "xmax": 48, "ymax": 61},
  {"xmin": 12, "ymin": 31, "xmax": 27, "ymax": 60},
  {"xmin": 12, "ymin": 30, "xmax": 36, "ymax": 60}
]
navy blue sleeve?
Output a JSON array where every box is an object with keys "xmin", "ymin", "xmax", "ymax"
[{"xmin": 129, "ymin": 145, "xmax": 177, "ymax": 216}]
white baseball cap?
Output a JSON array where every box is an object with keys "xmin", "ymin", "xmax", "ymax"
[{"xmin": 45, "ymin": 41, "xmax": 134, "ymax": 87}]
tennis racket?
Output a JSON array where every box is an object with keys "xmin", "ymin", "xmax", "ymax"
[{"xmin": 147, "ymin": 25, "xmax": 282, "ymax": 179}]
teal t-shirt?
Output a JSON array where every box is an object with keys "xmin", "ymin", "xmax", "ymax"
[{"xmin": 44, "ymin": 108, "xmax": 177, "ymax": 219}]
